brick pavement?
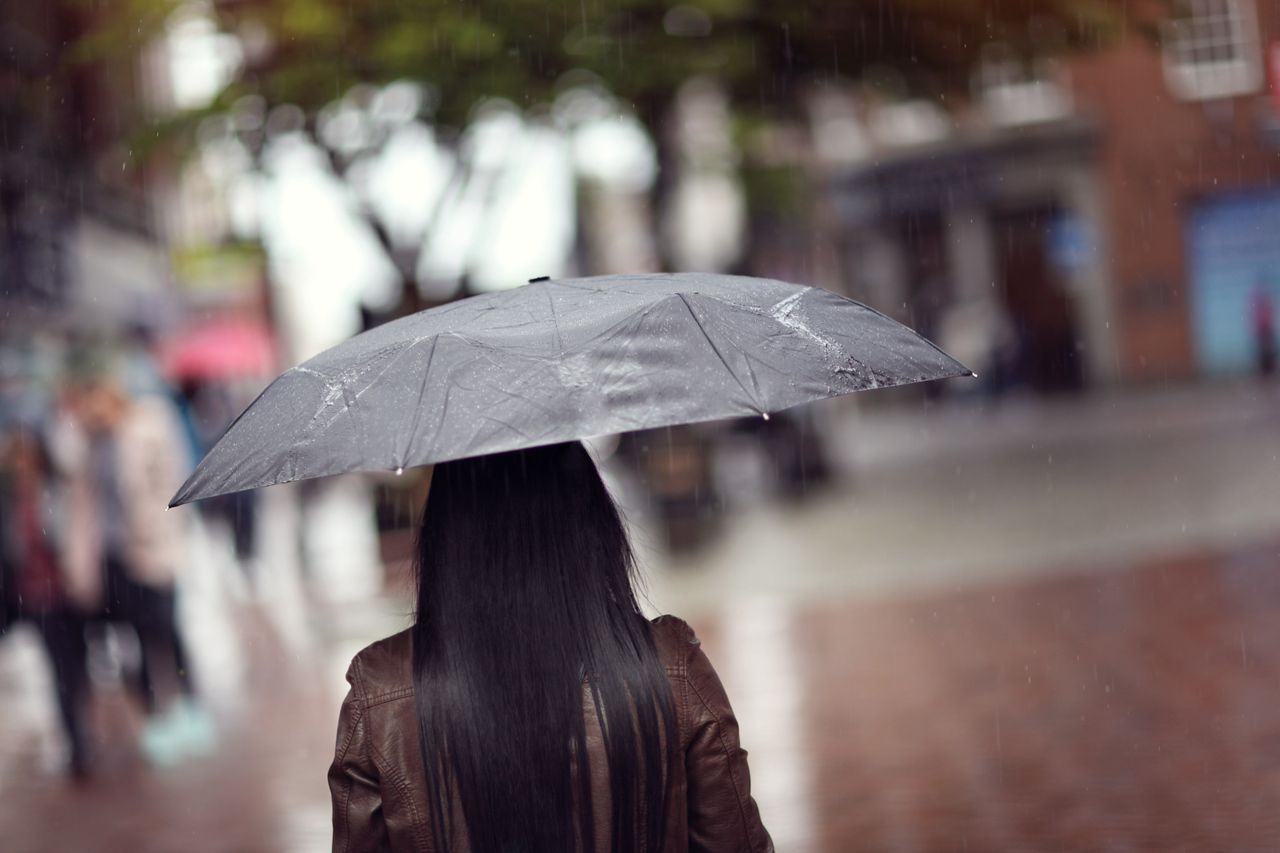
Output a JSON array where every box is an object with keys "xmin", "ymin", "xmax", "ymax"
[
  {"xmin": 712, "ymin": 543, "xmax": 1280, "ymax": 852},
  {"xmin": 3, "ymin": 540, "xmax": 1280, "ymax": 852}
]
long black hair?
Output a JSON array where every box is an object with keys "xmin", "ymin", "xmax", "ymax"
[{"xmin": 412, "ymin": 440, "xmax": 677, "ymax": 853}]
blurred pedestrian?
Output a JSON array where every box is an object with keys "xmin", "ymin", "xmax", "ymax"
[
  {"xmin": 1252, "ymin": 286, "xmax": 1276, "ymax": 377},
  {"xmin": 615, "ymin": 426, "xmax": 722, "ymax": 553},
  {"xmin": 179, "ymin": 378, "xmax": 258, "ymax": 577},
  {"xmin": 938, "ymin": 295, "xmax": 1017, "ymax": 399},
  {"xmin": 60, "ymin": 374, "xmax": 214, "ymax": 766},
  {"xmin": 329, "ymin": 442, "xmax": 773, "ymax": 852},
  {"xmin": 0, "ymin": 425, "xmax": 92, "ymax": 779}
]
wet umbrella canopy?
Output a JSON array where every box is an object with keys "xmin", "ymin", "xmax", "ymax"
[{"xmin": 170, "ymin": 273, "xmax": 970, "ymax": 506}]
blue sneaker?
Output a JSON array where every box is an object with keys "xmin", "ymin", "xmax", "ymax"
[
  {"xmin": 140, "ymin": 709, "xmax": 185, "ymax": 768},
  {"xmin": 170, "ymin": 699, "xmax": 217, "ymax": 758}
]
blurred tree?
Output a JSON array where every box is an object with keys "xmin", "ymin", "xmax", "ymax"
[
  {"xmin": 207, "ymin": 0, "xmax": 1140, "ymax": 127},
  {"xmin": 93, "ymin": 0, "xmax": 1156, "ymax": 308}
]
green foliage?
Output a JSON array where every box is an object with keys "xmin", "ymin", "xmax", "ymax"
[
  {"xmin": 65, "ymin": 0, "xmax": 182, "ymax": 63},
  {"xmin": 75, "ymin": 0, "xmax": 1137, "ymax": 152},
  {"xmin": 206, "ymin": 0, "xmax": 1132, "ymax": 128}
]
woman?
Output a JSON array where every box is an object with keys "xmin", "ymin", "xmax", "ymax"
[{"xmin": 329, "ymin": 441, "xmax": 773, "ymax": 852}]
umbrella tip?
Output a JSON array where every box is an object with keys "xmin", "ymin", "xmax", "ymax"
[
  {"xmin": 395, "ymin": 467, "xmax": 404, "ymax": 476},
  {"xmin": 762, "ymin": 412, "xmax": 770, "ymax": 421}
]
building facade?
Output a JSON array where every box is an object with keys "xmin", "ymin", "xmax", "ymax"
[{"xmin": 829, "ymin": 0, "xmax": 1280, "ymax": 390}]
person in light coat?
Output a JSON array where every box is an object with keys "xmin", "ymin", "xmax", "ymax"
[{"xmin": 54, "ymin": 375, "xmax": 211, "ymax": 764}]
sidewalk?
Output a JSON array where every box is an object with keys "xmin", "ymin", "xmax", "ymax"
[
  {"xmin": 837, "ymin": 379, "xmax": 1280, "ymax": 471},
  {"xmin": 6, "ymin": 534, "xmax": 1280, "ymax": 852},
  {"xmin": 643, "ymin": 380, "xmax": 1280, "ymax": 615}
]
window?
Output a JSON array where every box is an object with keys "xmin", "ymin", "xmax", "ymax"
[
  {"xmin": 975, "ymin": 45, "xmax": 1073, "ymax": 127},
  {"xmin": 1162, "ymin": 0, "xmax": 1262, "ymax": 101}
]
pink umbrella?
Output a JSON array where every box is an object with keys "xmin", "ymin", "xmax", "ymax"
[{"xmin": 160, "ymin": 318, "xmax": 276, "ymax": 382}]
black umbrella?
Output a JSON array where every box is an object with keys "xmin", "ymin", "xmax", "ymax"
[{"xmin": 170, "ymin": 273, "xmax": 969, "ymax": 506}]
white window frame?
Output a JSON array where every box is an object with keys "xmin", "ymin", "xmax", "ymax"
[{"xmin": 1161, "ymin": 0, "xmax": 1263, "ymax": 101}]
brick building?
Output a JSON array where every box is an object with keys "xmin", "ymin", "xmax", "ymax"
[{"xmin": 829, "ymin": 0, "xmax": 1280, "ymax": 390}]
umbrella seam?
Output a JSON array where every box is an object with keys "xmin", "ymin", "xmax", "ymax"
[
  {"xmin": 399, "ymin": 334, "xmax": 443, "ymax": 469},
  {"xmin": 543, "ymin": 283, "xmax": 565, "ymax": 353},
  {"xmin": 302, "ymin": 341, "xmax": 442, "ymax": 457},
  {"xmin": 817, "ymin": 288, "xmax": 971, "ymax": 375},
  {"xmin": 672, "ymin": 295, "xmax": 777, "ymax": 402},
  {"xmin": 675, "ymin": 293, "xmax": 764, "ymax": 415},
  {"xmin": 170, "ymin": 373, "xmax": 282, "ymax": 505}
]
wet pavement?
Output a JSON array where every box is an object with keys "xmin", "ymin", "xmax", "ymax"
[
  {"xmin": 3, "ymin": 538, "xmax": 1280, "ymax": 852},
  {"xmin": 711, "ymin": 542, "xmax": 1280, "ymax": 852},
  {"xmin": 647, "ymin": 381, "xmax": 1280, "ymax": 613},
  {"xmin": 4, "ymin": 384, "xmax": 1280, "ymax": 852}
]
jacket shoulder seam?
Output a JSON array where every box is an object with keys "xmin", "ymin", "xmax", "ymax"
[
  {"xmin": 688, "ymin": 674, "xmax": 758, "ymax": 850},
  {"xmin": 365, "ymin": 726, "xmax": 434, "ymax": 852},
  {"xmin": 364, "ymin": 686, "xmax": 415, "ymax": 708},
  {"xmin": 335, "ymin": 690, "xmax": 363, "ymax": 763},
  {"xmin": 678, "ymin": 666, "xmax": 690, "ymax": 747},
  {"xmin": 350, "ymin": 656, "xmax": 370, "ymax": 705},
  {"xmin": 334, "ymin": 701, "xmax": 362, "ymax": 853}
]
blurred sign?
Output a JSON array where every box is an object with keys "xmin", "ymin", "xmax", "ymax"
[
  {"xmin": 172, "ymin": 242, "xmax": 265, "ymax": 304},
  {"xmin": 1047, "ymin": 214, "xmax": 1097, "ymax": 274},
  {"xmin": 1189, "ymin": 189, "xmax": 1280, "ymax": 375}
]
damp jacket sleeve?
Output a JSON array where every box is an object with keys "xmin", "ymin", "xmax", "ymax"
[
  {"xmin": 329, "ymin": 660, "xmax": 390, "ymax": 853},
  {"xmin": 684, "ymin": 636, "xmax": 776, "ymax": 853}
]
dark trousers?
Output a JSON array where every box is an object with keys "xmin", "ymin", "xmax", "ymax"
[
  {"xmin": 33, "ymin": 609, "xmax": 90, "ymax": 775},
  {"xmin": 205, "ymin": 491, "xmax": 257, "ymax": 565},
  {"xmin": 100, "ymin": 554, "xmax": 194, "ymax": 714},
  {"xmin": 1258, "ymin": 332, "xmax": 1277, "ymax": 376}
]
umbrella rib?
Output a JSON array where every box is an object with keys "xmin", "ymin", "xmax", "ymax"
[
  {"xmin": 478, "ymin": 412, "xmax": 540, "ymax": 442},
  {"xmin": 675, "ymin": 293, "xmax": 763, "ymax": 415},
  {"xmin": 551, "ymin": 281, "xmax": 651, "ymax": 298},
  {"xmin": 399, "ymin": 334, "xmax": 442, "ymax": 469},
  {"xmin": 543, "ymin": 284, "xmax": 565, "ymax": 352}
]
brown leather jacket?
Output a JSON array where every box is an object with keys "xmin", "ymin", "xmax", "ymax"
[{"xmin": 329, "ymin": 615, "xmax": 774, "ymax": 852}]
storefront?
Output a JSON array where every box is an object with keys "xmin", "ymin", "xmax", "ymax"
[{"xmin": 828, "ymin": 116, "xmax": 1117, "ymax": 394}]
